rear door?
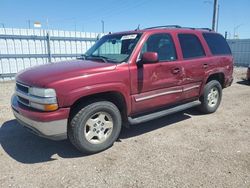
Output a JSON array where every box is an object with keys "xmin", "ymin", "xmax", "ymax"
[{"xmin": 177, "ymin": 33, "xmax": 207, "ymax": 100}]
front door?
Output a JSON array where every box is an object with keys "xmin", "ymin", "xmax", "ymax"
[{"xmin": 130, "ymin": 33, "xmax": 183, "ymax": 114}]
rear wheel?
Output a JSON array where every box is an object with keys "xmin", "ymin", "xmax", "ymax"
[
  {"xmin": 68, "ymin": 101, "xmax": 122, "ymax": 154},
  {"xmin": 198, "ymin": 80, "xmax": 222, "ymax": 114}
]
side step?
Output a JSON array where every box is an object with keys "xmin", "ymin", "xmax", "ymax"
[{"xmin": 128, "ymin": 100, "xmax": 201, "ymax": 125}]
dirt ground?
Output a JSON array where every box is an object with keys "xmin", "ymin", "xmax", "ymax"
[{"xmin": 0, "ymin": 67, "xmax": 249, "ymax": 188}]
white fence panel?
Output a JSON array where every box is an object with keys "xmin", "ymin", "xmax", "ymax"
[{"xmin": 0, "ymin": 27, "xmax": 100, "ymax": 80}]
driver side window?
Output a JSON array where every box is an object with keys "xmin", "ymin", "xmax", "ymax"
[{"xmin": 141, "ymin": 33, "xmax": 177, "ymax": 62}]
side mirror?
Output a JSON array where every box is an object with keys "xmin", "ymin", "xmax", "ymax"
[{"xmin": 141, "ymin": 52, "xmax": 158, "ymax": 64}]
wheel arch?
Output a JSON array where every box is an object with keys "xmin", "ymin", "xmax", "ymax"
[
  {"xmin": 205, "ymin": 72, "xmax": 225, "ymax": 87},
  {"xmin": 200, "ymin": 72, "xmax": 225, "ymax": 96},
  {"xmin": 69, "ymin": 91, "xmax": 129, "ymax": 124}
]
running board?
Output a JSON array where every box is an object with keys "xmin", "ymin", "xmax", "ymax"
[{"xmin": 128, "ymin": 100, "xmax": 201, "ymax": 125}]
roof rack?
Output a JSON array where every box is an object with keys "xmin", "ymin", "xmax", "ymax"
[
  {"xmin": 180, "ymin": 27, "xmax": 213, "ymax": 31},
  {"xmin": 144, "ymin": 25, "xmax": 182, "ymax": 30},
  {"xmin": 198, "ymin": 28, "xmax": 213, "ymax": 31},
  {"xmin": 144, "ymin": 25, "xmax": 213, "ymax": 31}
]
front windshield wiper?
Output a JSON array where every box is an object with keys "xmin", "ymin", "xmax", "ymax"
[
  {"xmin": 86, "ymin": 55, "xmax": 119, "ymax": 63},
  {"xmin": 87, "ymin": 55, "xmax": 108, "ymax": 63},
  {"xmin": 77, "ymin": 54, "xmax": 87, "ymax": 60},
  {"xmin": 78, "ymin": 54, "xmax": 118, "ymax": 63}
]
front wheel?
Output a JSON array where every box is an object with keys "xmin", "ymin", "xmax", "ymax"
[
  {"xmin": 68, "ymin": 101, "xmax": 122, "ymax": 154},
  {"xmin": 198, "ymin": 80, "xmax": 222, "ymax": 114}
]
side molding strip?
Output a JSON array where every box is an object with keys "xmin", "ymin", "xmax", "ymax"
[
  {"xmin": 135, "ymin": 89, "xmax": 182, "ymax": 102},
  {"xmin": 183, "ymin": 85, "xmax": 200, "ymax": 92}
]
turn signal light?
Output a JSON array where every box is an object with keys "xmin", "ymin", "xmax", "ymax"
[{"xmin": 44, "ymin": 104, "xmax": 58, "ymax": 111}]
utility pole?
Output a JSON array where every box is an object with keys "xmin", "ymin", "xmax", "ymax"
[
  {"xmin": 101, "ymin": 20, "xmax": 104, "ymax": 33},
  {"xmin": 224, "ymin": 31, "xmax": 228, "ymax": 39},
  {"xmin": 212, "ymin": 0, "xmax": 218, "ymax": 31},
  {"xmin": 0, "ymin": 23, "xmax": 5, "ymax": 29},
  {"xmin": 233, "ymin": 24, "xmax": 243, "ymax": 39},
  {"xmin": 46, "ymin": 18, "xmax": 49, "ymax": 31},
  {"xmin": 28, "ymin": 20, "xmax": 31, "ymax": 29},
  {"xmin": 216, "ymin": 4, "xmax": 220, "ymax": 32}
]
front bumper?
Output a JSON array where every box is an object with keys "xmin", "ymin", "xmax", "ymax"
[{"xmin": 11, "ymin": 95, "xmax": 69, "ymax": 140}]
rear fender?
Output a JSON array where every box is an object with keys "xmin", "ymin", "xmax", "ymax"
[{"xmin": 200, "ymin": 69, "xmax": 226, "ymax": 96}]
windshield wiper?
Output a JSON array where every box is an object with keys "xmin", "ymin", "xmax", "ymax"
[
  {"xmin": 79, "ymin": 54, "xmax": 118, "ymax": 63},
  {"xmin": 88, "ymin": 55, "xmax": 108, "ymax": 63},
  {"xmin": 86, "ymin": 55, "xmax": 120, "ymax": 63},
  {"xmin": 77, "ymin": 54, "xmax": 87, "ymax": 60}
]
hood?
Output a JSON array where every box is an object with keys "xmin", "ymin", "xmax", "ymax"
[{"xmin": 16, "ymin": 59, "xmax": 117, "ymax": 87}]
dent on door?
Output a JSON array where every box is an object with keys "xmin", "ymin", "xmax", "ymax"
[{"xmin": 131, "ymin": 62, "xmax": 184, "ymax": 114}]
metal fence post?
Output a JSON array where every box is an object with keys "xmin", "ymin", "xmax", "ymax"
[{"xmin": 46, "ymin": 32, "xmax": 52, "ymax": 62}]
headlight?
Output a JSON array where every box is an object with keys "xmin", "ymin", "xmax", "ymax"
[
  {"xmin": 29, "ymin": 87, "xmax": 56, "ymax": 98},
  {"xmin": 29, "ymin": 87, "xmax": 58, "ymax": 111}
]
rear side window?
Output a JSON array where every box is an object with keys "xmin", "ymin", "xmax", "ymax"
[
  {"xmin": 203, "ymin": 33, "xmax": 231, "ymax": 55},
  {"xmin": 178, "ymin": 34, "xmax": 205, "ymax": 59}
]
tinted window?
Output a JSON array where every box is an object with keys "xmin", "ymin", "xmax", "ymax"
[
  {"xmin": 178, "ymin": 34, "xmax": 205, "ymax": 59},
  {"xmin": 141, "ymin": 33, "xmax": 177, "ymax": 61},
  {"xmin": 203, "ymin": 33, "xmax": 231, "ymax": 55}
]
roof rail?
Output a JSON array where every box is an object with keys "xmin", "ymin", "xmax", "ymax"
[
  {"xmin": 144, "ymin": 25, "xmax": 213, "ymax": 32},
  {"xmin": 144, "ymin": 25, "xmax": 182, "ymax": 30},
  {"xmin": 177, "ymin": 27, "xmax": 213, "ymax": 31},
  {"xmin": 198, "ymin": 28, "xmax": 213, "ymax": 31}
]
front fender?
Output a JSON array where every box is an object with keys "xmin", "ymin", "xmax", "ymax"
[{"xmin": 61, "ymin": 82, "xmax": 131, "ymax": 114}]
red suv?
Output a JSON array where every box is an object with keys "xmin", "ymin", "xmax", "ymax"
[{"xmin": 12, "ymin": 26, "xmax": 233, "ymax": 153}]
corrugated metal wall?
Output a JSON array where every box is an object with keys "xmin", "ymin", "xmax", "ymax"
[
  {"xmin": 227, "ymin": 39, "xmax": 250, "ymax": 67},
  {"xmin": 0, "ymin": 28, "xmax": 100, "ymax": 80}
]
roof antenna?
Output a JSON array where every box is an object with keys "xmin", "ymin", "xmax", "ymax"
[{"xmin": 135, "ymin": 24, "xmax": 140, "ymax": 31}]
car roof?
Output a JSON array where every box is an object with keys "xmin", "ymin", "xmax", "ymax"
[{"xmin": 110, "ymin": 26, "xmax": 216, "ymax": 36}]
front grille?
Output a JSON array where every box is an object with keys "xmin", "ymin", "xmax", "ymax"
[
  {"xmin": 16, "ymin": 82, "xmax": 29, "ymax": 93},
  {"xmin": 16, "ymin": 82, "xmax": 30, "ymax": 107},
  {"xmin": 17, "ymin": 96, "xmax": 30, "ymax": 106}
]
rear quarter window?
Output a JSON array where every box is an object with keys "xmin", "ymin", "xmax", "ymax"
[{"xmin": 203, "ymin": 33, "xmax": 232, "ymax": 55}]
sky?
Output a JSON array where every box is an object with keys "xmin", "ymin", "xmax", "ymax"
[{"xmin": 0, "ymin": 0, "xmax": 249, "ymax": 39}]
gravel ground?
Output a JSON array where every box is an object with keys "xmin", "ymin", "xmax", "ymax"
[{"xmin": 0, "ymin": 67, "xmax": 249, "ymax": 188}]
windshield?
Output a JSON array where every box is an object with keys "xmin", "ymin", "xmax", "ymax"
[{"xmin": 85, "ymin": 33, "xmax": 142, "ymax": 63}]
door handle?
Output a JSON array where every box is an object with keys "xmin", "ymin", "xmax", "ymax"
[
  {"xmin": 172, "ymin": 67, "xmax": 181, "ymax": 74},
  {"xmin": 203, "ymin": 63, "xmax": 208, "ymax": 69}
]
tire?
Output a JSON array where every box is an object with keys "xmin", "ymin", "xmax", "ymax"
[
  {"xmin": 68, "ymin": 101, "xmax": 122, "ymax": 154},
  {"xmin": 198, "ymin": 80, "xmax": 222, "ymax": 114}
]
